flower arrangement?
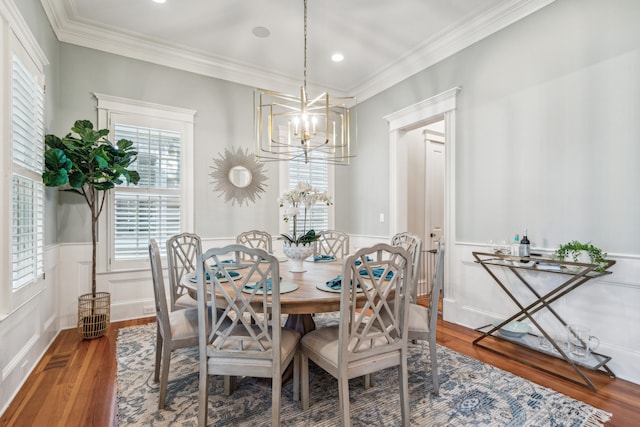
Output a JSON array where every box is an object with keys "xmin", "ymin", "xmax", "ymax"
[{"xmin": 279, "ymin": 181, "xmax": 332, "ymax": 245}]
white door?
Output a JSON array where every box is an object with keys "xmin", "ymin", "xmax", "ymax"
[{"xmin": 424, "ymin": 130, "xmax": 445, "ymax": 251}]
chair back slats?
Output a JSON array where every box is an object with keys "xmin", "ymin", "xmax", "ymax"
[
  {"xmin": 430, "ymin": 240, "xmax": 445, "ymax": 327},
  {"xmin": 316, "ymin": 230, "xmax": 349, "ymax": 258},
  {"xmin": 166, "ymin": 232, "xmax": 202, "ymax": 310},
  {"xmin": 340, "ymin": 244, "xmax": 410, "ymax": 356},
  {"xmin": 236, "ymin": 230, "xmax": 273, "ymax": 253},
  {"xmin": 391, "ymin": 232, "xmax": 422, "ymax": 302},
  {"xmin": 149, "ymin": 239, "xmax": 171, "ymax": 335},
  {"xmin": 198, "ymin": 244, "xmax": 280, "ymax": 357}
]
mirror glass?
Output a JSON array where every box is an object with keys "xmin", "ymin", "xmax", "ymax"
[
  {"xmin": 210, "ymin": 147, "xmax": 268, "ymax": 206},
  {"xmin": 229, "ymin": 166, "xmax": 252, "ymax": 188}
]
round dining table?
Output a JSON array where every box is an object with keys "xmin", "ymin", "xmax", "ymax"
[{"xmin": 181, "ymin": 258, "xmax": 352, "ymax": 335}]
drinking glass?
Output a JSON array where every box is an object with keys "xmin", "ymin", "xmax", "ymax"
[{"xmin": 567, "ymin": 324, "xmax": 599, "ymax": 359}]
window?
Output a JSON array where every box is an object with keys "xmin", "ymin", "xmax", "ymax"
[
  {"xmin": 1, "ymin": 12, "xmax": 48, "ymax": 315},
  {"xmin": 10, "ymin": 43, "xmax": 45, "ymax": 290},
  {"xmin": 96, "ymin": 94, "xmax": 195, "ymax": 271},
  {"xmin": 112, "ymin": 124, "xmax": 181, "ymax": 259},
  {"xmin": 280, "ymin": 151, "xmax": 335, "ymax": 236}
]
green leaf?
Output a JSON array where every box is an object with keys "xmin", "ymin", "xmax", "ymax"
[
  {"xmin": 128, "ymin": 170, "xmax": 140, "ymax": 185},
  {"xmin": 94, "ymin": 181, "xmax": 115, "ymax": 191},
  {"xmin": 94, "ymin": 154, "xmax": 108, "ymax": 169},
  {"xmin": 45, "ymin": 134, "xmax": 65, "ymax": 150},
  {"xmin": 42, "ymin": 169, "xmax": 69, "ymax": 187},
  {"xmin": 42, "ymin": 149, "xmax": 72, "ymax": 186},
  {"xmin": 44, "ymin": 148, "xmax": 72, "ymax": 169},
  {"xmin": 68, "ymin": 170, "xmax": 87, "ymax": 188},
  {"xmin": 116, "ymin": 138, "xmax": 135, "ymax": 151},
  {"xmin": 280, "ymin": 234, "xmax": 294, "ymax": 244}
]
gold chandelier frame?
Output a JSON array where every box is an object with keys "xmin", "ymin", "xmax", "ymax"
[{"xmin": 254, "ymin": 0, "xmax": 357, "ymax": 165}]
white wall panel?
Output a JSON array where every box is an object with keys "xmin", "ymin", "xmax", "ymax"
[{"xmin": 0, "ymin": 245, "xmax": 60, "ymax": 416}]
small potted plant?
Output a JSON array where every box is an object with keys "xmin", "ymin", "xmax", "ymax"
[
  {"xmin": 555, "ymin": 241, "xmax": 608, "ymax": 272},
  {"xmin": 42, "ymin": 120, "xmax": 140, "ymax": 339}
]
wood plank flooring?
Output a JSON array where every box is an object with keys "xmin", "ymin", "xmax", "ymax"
[{"xmin": 1, "ymin": 316, "xmax": 638, "ymax": 426}]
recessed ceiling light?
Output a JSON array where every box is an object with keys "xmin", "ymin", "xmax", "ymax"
[
  {"xmin": 152, "ymin": 0, "xmax": 166, "ymax": 3},
  {"xmin": 331, "ymin": 53, "xmax": 344, "ymax": 62},
  {"xmin": 252, "ymin": 27, "xmax": 271, "ymax": 38}
]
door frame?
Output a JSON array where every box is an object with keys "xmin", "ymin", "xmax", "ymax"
[{"xmin": 384, "ymin": 87, "xmax": 460, "ymax": 306}]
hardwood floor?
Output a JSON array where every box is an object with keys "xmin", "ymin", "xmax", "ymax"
[{"xmin": 1, "ymin": 316, "xmax": 638, "ymax": 426}]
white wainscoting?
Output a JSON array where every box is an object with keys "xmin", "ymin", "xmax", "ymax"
[{"xmin": 0, "ymin": 246, "xmax": 59, "ymax": 417}]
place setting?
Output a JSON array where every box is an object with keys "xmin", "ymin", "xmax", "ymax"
[
  {"xmin": 306, "ymin": 254, "xmax": 337, "ymax": 263},
  {"xmin": 189, "ymin": 270, "xmax": 243, "ymax": 283},
  {"xmin": 241, "ymin": 277, "xmax": 298, "ymax": 295},
  {"xmin": 316, "ymin": 275, "xmax": 372, "ymax": 293}
]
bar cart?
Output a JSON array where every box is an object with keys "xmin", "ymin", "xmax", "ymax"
[{"xmin": 472, "ymin": 251, "xmax": 616, "ymax": 390}]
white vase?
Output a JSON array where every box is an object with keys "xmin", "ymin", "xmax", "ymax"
[{"xmin": 283, "ymin": 242, "xmax": 314, "ymax": 272}]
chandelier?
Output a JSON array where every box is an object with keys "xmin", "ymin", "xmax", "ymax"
[{"xmin": 254, "ymin": 0, "xmax": 357, "ymax": 165}]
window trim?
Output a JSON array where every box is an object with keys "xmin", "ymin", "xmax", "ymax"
[
  {"xmin": 1, "ymin": 2, "xmax": 49, "ymax": 316},
  {"xmin": 95, "ymin": 93, "xmax": 196, "ymax": 272}
]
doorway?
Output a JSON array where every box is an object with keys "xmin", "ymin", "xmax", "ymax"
[
  {"xmin": 384, "ymin": 87, "xmax": 460, "ymax": 318},
  {"xmin": 405, "ymin": 119, "xmax": 445, "ymax": 304}
]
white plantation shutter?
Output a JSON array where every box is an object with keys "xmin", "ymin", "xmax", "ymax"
[
  {"xmin": 288, "ymin": 151, "xmax": 330, "ymax": 234},
  {"xmin": 10, "ymin": 52, "xmax": 45, "ymax": 289},
  {"xmin": 113, "ymin": 124, "xmax": 182, "ymax": 259}
]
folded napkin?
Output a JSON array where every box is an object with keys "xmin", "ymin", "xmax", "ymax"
[
  {"xmin": 314, "ymin": 254, "xmax": 335, "ymax": 262},
  {"xmin": 326, "ymin": 276, "xmax": 360, "ymax": 290},
  {"xmin": 326, "ymin": 275, "xmax": 343, "ymax": 289},
  {"xmin": 215, "ymin": 270, "xmax": 240, "ymax": 279},
  {"xmin": 243, "ymin": 277, "xmax": 281, "ymax": 292},
  {"xmin": 354, "ymin": 256, "xmax": 373, "ymax": 266},
  {"xmin": 359, "ymin": 268, "xmax": 394, "ymax": 279},
  {"xmin": 190, "ymin": 270, "xmax": 240, "ymax": 283}
]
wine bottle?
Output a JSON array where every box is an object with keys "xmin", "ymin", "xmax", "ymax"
[{"xmin": 520, "ymin": 230, "xmax": 530, "ymax": 257}]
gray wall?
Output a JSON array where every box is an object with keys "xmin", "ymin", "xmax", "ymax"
[{"xmin": 349, "ymin": 0, "xmax": 640, "ymax": 254}]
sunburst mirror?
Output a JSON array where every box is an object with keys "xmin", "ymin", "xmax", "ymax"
[{"xmin": 210, "ymin": 147, "xmax": 268, "ymax": 206}]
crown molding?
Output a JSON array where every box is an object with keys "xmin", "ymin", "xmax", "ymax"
[
  {"xmin": 40, "ymin": 0, "xmax": 555, "ymax": 102},
  {"xmin": 39, "ymin": 0, "xmax": 306, "ymax": 95},
  {"xmin": 2, "ymin": 0, "xmax": 49, "ymax": 68},
  {"xmin": 353, "ymin": 0, "xmax": 556, "ymax": 101}
]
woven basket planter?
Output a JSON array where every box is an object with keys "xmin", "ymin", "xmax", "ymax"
[{"xmin": 77, "ymin": 292, "xmax": 110, "ymax": 339}]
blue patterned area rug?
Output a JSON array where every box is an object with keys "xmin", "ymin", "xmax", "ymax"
[{"xmin": 116, "ymin": 316, "xmax": 611, "ymax": 426}]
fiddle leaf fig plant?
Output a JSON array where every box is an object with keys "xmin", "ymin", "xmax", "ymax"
[
  {"xmin": 555, "ymin": 241, "xmax": 608, "ymax": 272},
  {"xmin": 42, "ymin": 120, "xmax": 140, "ymax": 297}
]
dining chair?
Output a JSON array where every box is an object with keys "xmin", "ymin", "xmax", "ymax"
[
  {"xmin": 196, "ymin": 244, "xmax": 300, "ymax": 427},
  {"xmin": 236, "ymin": 229, "xmax": 272, "ymax": 252},
  {"xmin": 166, "ymin": 232, "xmax": 201, "ymax": 311},
  {"xmin": 315, "ymin": 230, "xmax": 350, "ymax": 259},
  {"xmin": 394, "ymin": 234, "xmax": 444, "ymax": 396},
  {"xmin": 148, "ymin": 238, "xmax": 201, "ymax": 409},
  {"xmin": 299, "ymin": 243, "xmax": 412, "ymax": 427}
]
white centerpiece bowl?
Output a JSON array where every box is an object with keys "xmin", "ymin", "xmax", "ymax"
[{"xmin": 283, "ymin": 242, "xmax": 314, "ymax": 272}]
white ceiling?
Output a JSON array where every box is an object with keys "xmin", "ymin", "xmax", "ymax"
[{"xmin": 40, "ymin": 0, "xmax": 554, "ymax": 101}]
